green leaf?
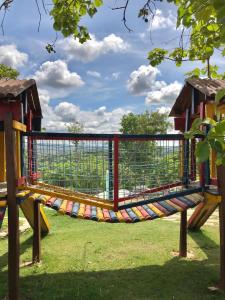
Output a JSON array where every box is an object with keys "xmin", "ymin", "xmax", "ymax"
[
  {"xmin": 184, "ymin": 131, "xmax": 194, "ymax": 139},
  {"xmin": 215, "ymin": 89, "xmax": 225, "ymax": 104},
  {"xmin": 202, "ymin": 117, "xmax": 216, "ymax": 126},
  {"xmin": 191, "ymin": 118, "xmax": 202, "ymax": 128},
  {"xmin": 195, "ymin": 141, "xmax": 210, "ymax": 162},
  {"xmin": 216, "ymin": 152, "xmax": 223, "ymax": 166},
  {"xmin": 94, "ymin": 0, "xmax": 103, "ymax": 7},
  {"xmin": 215, "ymin": 120, "xmax": 225, "ymax": 135},
  {"xmin": 214, "ymin": 140, "xmax": 223, "ymax": 152}
]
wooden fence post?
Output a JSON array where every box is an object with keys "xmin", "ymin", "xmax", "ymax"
[
  {"xmin": 217, "ymin": 165, "xmax": 225, "ymax": 290},
  {"xmin": 179, "ymin": 210, "xmax": 187, "ymax": 257},
  {"xmin": 32, "ymin": 200, "xmax": 41, "ymax": 263},
  {"xmin": 4, "ymin": 112, "xmax": 20, "ymax": 300}
]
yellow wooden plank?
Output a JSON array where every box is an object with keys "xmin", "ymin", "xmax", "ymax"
[
  {"xmin": 205, "ymin": 103, "xmax": 215, "ymax": 118},
  {"xmin": 148, "ymin": 203, "xmax": 164, "ymax": 217},
  {"xmin": 185, "ymin": 193, "xmax": 204, "ymax": 203},
  {"xmin": 115, "ymin": 210, "xmax": 125, "ymax": 222},
  {"xmin": 23, "ymin": 186, "xmax": 114, "ymax": 210},
  {"xmin": 218, "ymin": 103, "xmax": 225, "ymax": 115},
  {"xmin": 77, "ymin": 203, "xmax": 85, "ymax": 218},
  {"xmin": 40, "ymin": 205, "xmax": 50, "ymax": 232},
  {"xmin": 0, "ymin": 200, "xmax": 7, "ymax": 207},
  {"xmin": 0, "ymin": 132, "xmax": 6, "ymax": 182},
  {"xmin": 36, "ymin": 182, "xmax": 111, "ymax": 202},
  {"xmin": 12, "ymin": 120, "xmax": 27, "ymax": 132},
  {"xmin": 204, "ymin": 192, "xmax": 221, "ymax": 204},
  {"xmin": 16, "ymin": 130, "xmax": 21, "ymax": 178},
  {"xmin": 132, "ymin": 207, "xmax": 145, "ymax": 220},
  {"xmin": 19, "ymin": 194, "xmax": 50, "ymax": 233},
  {"xmin": 166, "ymin": 200, "xmax": 182, "ymax": 212},
  {"xmin": 59, "ymin": 200, "xmax": 67, "ymax": 215},
  {"xmin": 97, "ymin": 207, "xmax": 104, "ymax": 221}
]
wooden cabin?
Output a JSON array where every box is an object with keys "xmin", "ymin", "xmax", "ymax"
[
  {"xmin": 0, "ymin": 79, "xmax": 42, "ymax": 183},
  {"xmin": 170, "ymin": 78, "xmax": 225, "ymax": 185},
  {"xmin": 170, "ymin": 78, "xmax": 225, "ymax": 131}
]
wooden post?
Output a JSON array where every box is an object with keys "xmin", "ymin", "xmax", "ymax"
[
  {"xmin": 4, "ymin": 112, "xmax": 20, "ymax": 300},
  {"xmin": 32, "ymin": 200, "xmax": 41, "ymax": 263},
  {"xmin": 0, "ymin": 131, "xmax": 6, "ymax": 182},
  {"xmin": 217, "ymin": 165, "xmax": 225, "ymax": 290},
  {"xmin": 179, "ymin": 210, "xmax": 187, "ymax": 257}
]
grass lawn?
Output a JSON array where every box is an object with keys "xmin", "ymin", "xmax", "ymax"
[{"xmin": 0, "ymin": 208, "xmax": 224, "ymax": 300}]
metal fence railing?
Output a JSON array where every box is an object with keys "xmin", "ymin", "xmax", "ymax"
[{"xmin": 21, "ymin": 132, "xmax": 202, "ymax": 210}]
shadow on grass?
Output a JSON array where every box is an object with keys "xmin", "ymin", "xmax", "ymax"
[
  {"xmin": 6, "ymin": 257, "xmax": 225, "ymax": 299},
  {"xmin": 189, "ymin": 229, "xmax": 220, "ymax": 261},
  {"xmin": 0, "ymin": 236, "xmax": 33, "ymax": 271},
  {"xmin": 0, "ymin": 231, "xmax": 224, "ymax": 300}
]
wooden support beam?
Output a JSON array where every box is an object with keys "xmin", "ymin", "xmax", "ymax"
[
  {"xmin": 4, "ymin": 112, "xmax": 20, "ymax": 300},
  {"xmin": 12, "ymin": 120, "xmax": 27, "ymax": 132},
  {"xmin": 0, "ymin": 131, "xmax": 6, "ymax": 182},
  {"xmin": 179, "ymin": 210, "xmax": 187, "ymax": 257},
  {"xmin": 32, "ymin": 200, "xmax": 41, "ymax": 263},
  {"xmin": 217, "ymin": 165, "xmax": 225, "ymax": 291}
]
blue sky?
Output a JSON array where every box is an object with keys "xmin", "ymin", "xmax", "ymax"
[{"xmin": 0, "ymin": 0, "xmax": 224, "ymax": 132}]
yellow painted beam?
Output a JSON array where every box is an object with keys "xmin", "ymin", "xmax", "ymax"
[
  {"xmin": 19, "ymin": 194, "xmax": 50, "ymax": 234},
  {"xmin": 12, "ymin": 120, "xmax": 27, "ymax": 132},
  {"xmin": 0, "ymin": 200, "xmax": 7, "ymax": 207},
  {"xmin": 36, "ymin": 182, "xmax": 111, "ymax": 202},
  {"xmin": 23, "ymin": 186, "xmax": 114, "ymax": 210},
  {"xmin": 0, "ymin": 131, "xmax": 6, "ymax": 182},
  {"xmin": 218, "ymin": 104, "xmax": 225, "ymax": 115},
  {"xmin": 205, "ymin": 103, "xmax": 215, "ymax": 118},
  {"xmin": 15, "ymin": 130, "xmax": 21, "ymax": 178}
]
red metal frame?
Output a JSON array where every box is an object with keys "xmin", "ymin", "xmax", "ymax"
[
  {"xmin": 23, "ymin": 131, "xmax": 200, "ymax": 209},
  {"xmin": 117, "ymin": 182, "xmax": 183, "ymax": 202},
  {"xmin": 113, "ymin": 135, "xmax": 119, "ymax": 211}
]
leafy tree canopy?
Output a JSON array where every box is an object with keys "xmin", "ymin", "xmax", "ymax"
[
  {"xmin": 2, "ymin": 1, "xmax": 225, "ymax": 78},
  {"xmin": 0, "ymin": 63, "xmax": 19, "ymax": 79},
  {"xmin": 148, "ymin": 0, "xmax": 225, "ymax": 79},
  {"xmin": 120, "ymin": 111, "xmax": 171, "ymax": 134},
  {"xmin": 66, "ymin": 120, "xmax": 84, "ymax": 134}
]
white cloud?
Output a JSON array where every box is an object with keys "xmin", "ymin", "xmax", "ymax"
[
  {"xmin": 34, "ymin": 60, "xmax": 84, "ymax": 90},
  {"xmin": 54, "ymin": 102, "xmax": 80, "ymax": 123},
  {"xmin": 112, "ymin": 72, "xmax": 120, "ymax": 80},
  {"xmin": 87, "ymin": 70, "xmax": 101, "ymax": 78},
  {"xmin": 145, "ymin": 81, "xmax": 182, "ymax": 105},
  {"xmin": 127, "ymin": 65, "xmax": 182, "ymax": 107},
  {"xmin": 39, "ymin": 90, "xmax": 130, "ymax": 133},
  {"xmin": 58, "ymin": 34, "xmax": 129, "ymax": 63},
  {"xmin": 127, "ymin": 65, "xmax": 165, "ymax": 96},
  {"xmin": 150, "ymin": 9, "xmax": 176, "ymax": 31},
  {"xmin": 0, "ymin": 44, "xmax": 28, "ymax": 68},
  {"xmin": 39, "ymin": 90, "xmax": 65, "ymax": 131},
  {"xmin": 54, "ymin": 102, "xmax": 129, "ymax": 133},
  {"xmin": 157, "ymin": 106, "xmax": 171, "ymax": 114}
]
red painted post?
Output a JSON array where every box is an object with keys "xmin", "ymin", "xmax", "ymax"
[
  {"xmin": 217, "ymin": 165, "xmax": 225, "ymax": 291},
  {"xmin": 199, "ymin": 102, "xmax": 206, "ymax": 187},
  {"xmin": 190, "ymin": 139, "xmax": 196, "ymax": 181},
  {"xmin": 113, "ymin": 135, "xmax": 119, "ymax": 211},
  {"xmin": 27, "ymin": 110, "xmax": 33, "ymax": 181},
  {"xmin": 4, "ymin": 112, "xmax": 20, "ymax": 300}
]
